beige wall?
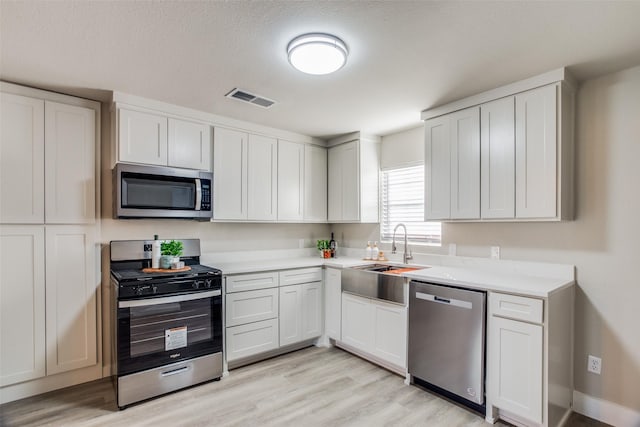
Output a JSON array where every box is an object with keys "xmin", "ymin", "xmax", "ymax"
[{"xmin": 333, "ymin": 65, "xmax": 640, "ymax": 411}]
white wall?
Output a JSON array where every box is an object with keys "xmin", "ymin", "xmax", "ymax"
[{"xmin": 333, "ymin": 65, "xmax": 640, "ymax": 413}]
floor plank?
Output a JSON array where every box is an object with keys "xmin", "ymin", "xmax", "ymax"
[{"xmin": 0, "ymin": 346, "xmax": 610, "ymax": 427}]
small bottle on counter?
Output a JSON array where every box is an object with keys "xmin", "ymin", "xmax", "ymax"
[
  {"xmin": 329, "ymin": 232, "xmax": 337, "ymax": 258},
  {"xmin": 378, "ymin": 250, "xmax": 385, "ymax": 261},
  {"xmin": 372, "ymin": 241, "xmax": 380, "ymax": 261},
  {"xmin": 365, "ymin": 241, "xmax": 372, "ymax": 260},
  {"xmin": 151, "ymin": 235, "xmax": 161, "ymax": 269}
]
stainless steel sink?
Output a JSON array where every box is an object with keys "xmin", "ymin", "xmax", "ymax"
[{"xmin": 342, "ymin": 263, "xmax": 425, "ymax": 305}]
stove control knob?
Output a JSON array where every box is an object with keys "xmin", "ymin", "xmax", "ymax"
[
  {"xmin": 136, "ymin": 287, "xmax": 144, "ymax": 295},
  {"xmin": 152, "ymin": 286, "xmax": 158, "ymax": 294},
  {"xmin": 204, "ymin": 279, "xmax": 213, "ymax": 288},
  {"xmin": 192, "ymin": 281, "xmax": 201, "ymax": 289}
]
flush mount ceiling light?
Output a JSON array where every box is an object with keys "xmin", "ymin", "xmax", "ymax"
[{"xmin": 287, "ymin": 33, "xmax": 348, "ymax": 75}]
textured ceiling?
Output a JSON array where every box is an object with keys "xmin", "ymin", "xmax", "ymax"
[{"xmin": 2, "ymin": 1, "xmax": 640, "ymax": 139}]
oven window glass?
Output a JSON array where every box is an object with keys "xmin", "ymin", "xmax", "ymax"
[
  {"xmin": 129, "ymin": 299, "xmax": 212, "ymax": 357},
  {"xmin": 122, "ymin": 174, "xmax": 196, "ymax": 210}
]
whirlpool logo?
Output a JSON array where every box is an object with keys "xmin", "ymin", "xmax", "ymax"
[{"xmin": 170, "ymin": 353, "xmax": 181, "ymax": 359}]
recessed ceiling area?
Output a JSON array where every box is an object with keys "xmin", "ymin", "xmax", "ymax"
[{"xmin": 2, "ymin": 1, "xmax": 640, "ymax": 139}]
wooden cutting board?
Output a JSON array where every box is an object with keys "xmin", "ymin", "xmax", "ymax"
[{"xmin": 142, "ymin": 266, "xmax": 191, "ymax": 273}]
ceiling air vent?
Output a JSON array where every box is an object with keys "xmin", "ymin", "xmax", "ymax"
[{"xmin": 225, "ymin": 88, "xmax": 276, "ymax": 109}]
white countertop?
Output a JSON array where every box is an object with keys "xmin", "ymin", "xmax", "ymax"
[
  {"xmin": 403, "ymin": 266, "xmax": 574, "ymax": 298},
  {"xmin": 207, "ymin": 254, "xmax": 573, "ymax": 298}
]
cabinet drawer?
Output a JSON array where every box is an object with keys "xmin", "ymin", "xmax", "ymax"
[
  {"xmin": 226, "ymin": 272, "xmax": 278, "ymax": 293},
  {"xmin": 490, "ymin": 292, "xmax": 543, "ymax": 324},
  {"xmin": 226, "ymin": 288, "xmax": 278, "ymax": 327},
  {"xmin": 226, "ymin": 318, "xmax": 279, "ymax": 362},
  {"xmin": 279, "ymin": 267, "xmax": 323, "ymax": 286}
]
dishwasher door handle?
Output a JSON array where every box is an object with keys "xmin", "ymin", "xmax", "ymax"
[{"xmin": 415, "ymin": 291, "xmax": 473, "ymax": 309}]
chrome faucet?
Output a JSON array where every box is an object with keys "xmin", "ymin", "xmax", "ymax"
[{"xmin": 391, "ymin": 223, "xmax": 413, "ymax": 264}]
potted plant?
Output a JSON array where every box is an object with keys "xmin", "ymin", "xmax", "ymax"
[
  {"xmin": 316, "ymin": 239, "xmax": 331, "ymax": 259},
  {"xmin": 160, "ymin": 240, "xmax": 184, "ymax": 269}
]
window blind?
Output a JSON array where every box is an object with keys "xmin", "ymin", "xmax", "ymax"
[{"xmin": 380, "ymin": 165, "xmax": 441, "ymax": 244}]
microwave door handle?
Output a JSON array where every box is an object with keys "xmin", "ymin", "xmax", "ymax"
[{"xmin": 195, "ymin": 178, "xmax": 202, "ymax": 211}]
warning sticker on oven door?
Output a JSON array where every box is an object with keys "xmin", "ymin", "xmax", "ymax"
[{"xmin": 165, "ymin": 326, "xmax": 188, "ymax": 351}]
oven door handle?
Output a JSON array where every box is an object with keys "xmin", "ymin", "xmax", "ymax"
[{"xmin": 118, "ymin": 290, "xmax": 220, "ymax": 308}]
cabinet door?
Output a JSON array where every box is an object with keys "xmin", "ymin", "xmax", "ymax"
[
  {"xmin": 450, "ymin": 107, "xmax": 480, "ymax": 219},
  {"xmin": 324, "ymin": 268, "xmax": 342, "ymax": 340},
  {"xmin": 489, "ymin": 316, "xmax": 543, "ymax": 424},
  {"xmin": 279, "ymin": 284, "xmax": 303, "ymax": 346},
  {"xmin": 0, "ymin": 226, "xmax": 45, "ymax": 386},
  {"xmin": 372, "ymin": 300, "xmax": 407, "ymax": 368},
  {"xmin": 302, "ymin": 282, "xmax": 322, "ymax": 340},
  {"xmin": 247, "ymin": 134, "xmax": 277, "ymax": 221},
  {"xmin": 341, "ymin": 293, "xmax": 374, "ymax": 352},
  {"xmin": 341, "ymin": 141, "xmax": 360, "ymax": 221},
  {"xmin": 0, "ymin": 93, "xmax": 45, "ymax": 223},
  {"xmin": 226, "ymin": 318, "xmax": 279, "ymax": 362},
  {"xmin": 277, "ymin": 140, "xmax": 304, "ymax": 221},
  {"xmin": 481, "ymin": 97, "xmax": 515, "ymax": 219},
  {"xmin": 327, "ymin": 145, "xmax": 342, "ymax": 222},
  {"xmin": 45, "ymin": 225, "xmax": 98, "ymax": 375},
  {"xmin": 225, "ymin": 287, "xmax": 279, "ymax": 327},
  {"xmin": 44, "ymin": 101, "xmax": 96, "ymax": 224},
  {"xmin": 118, "ymin": 108, "xmax": 167, "ymax": 166},
  {"xmin": 167, "ymin": 118, "xmax": 211, "ymax": 171},
  {"xmin": 304, "ymin": 145, "xmax": 327, "ymax": 222},
  {"xmin": 213, "ymin": 127, "xmax": 247, "ymax": 220},
  {"xmin": 424, "ymin": 116, "xmax": 451, "ymax": 220},
  {"xmin": 515, "ymin": 85, "xmax": 558, "ymax": 218}
]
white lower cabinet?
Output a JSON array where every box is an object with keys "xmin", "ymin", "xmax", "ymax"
[
  {"xmin": 371, "ymin": 300, "xmax": 407, "ymax": 369},
  {"xmin": 488, "ymin": 292, "xmax": 545, "ymax": 425},
  {"xmin": 226, "ymin": 319, "xmax": 279, "ymax": 362},
  {"xmin": 225, "ymin": 267, "xmax": 323, "ymax": 365},
  {"xmin": 341, "ymin": 293, "xmax": 407, "ymax": 370},
  {"xmin": 0, "ymin": 226, "xmax": 46, "ymax": 386},
  {"xmin": 324, "ymin": 268, "xmax": 342, "ymax": 340},
  {"xmin": 45, "ymin": 225, "xmax": 98, "ymax": 375},
  {"xmin": 225, "ymin": 288, "xmax": 279, "ymax": 327},
  {"xmin": 0, "ymin": 225, "xmax": 98, "ymax": 385}
]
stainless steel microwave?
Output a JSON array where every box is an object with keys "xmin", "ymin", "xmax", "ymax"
[{"xmin": 114, "ymin": 163, "xmax": 212, "ymax": 220}]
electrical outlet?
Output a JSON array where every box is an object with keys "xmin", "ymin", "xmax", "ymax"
[
  {"xmin": 448, "ymin": 243, "xmax": 457, "ymax": 256},
  {"xmin": 587, "ymin": 355, "xmax": 602, "ymax": 374},
  {"xmin": 298, "ymin": 239, "xmax": 305, "ymax": 248},
  {"xmin": 490, "ymin": 246, "xmax": 500, "ymax": 259}
]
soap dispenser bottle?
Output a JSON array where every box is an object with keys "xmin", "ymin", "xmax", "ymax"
[
  {"xmin": 365, "ymin": 241, "xmax": 372, "ymax": 260},
  {"xmin": 372, "ymin": 241, "xmax": 380, "ymax": 261}
]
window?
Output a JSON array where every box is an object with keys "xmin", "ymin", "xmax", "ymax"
[{"xmin": 380, "ymin": 165, "xmax": 441, "ymax": 245}]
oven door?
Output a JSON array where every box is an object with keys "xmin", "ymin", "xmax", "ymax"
[{"xmin": 117, "ymin": 290, "xmax": 222, "ymax": 376}]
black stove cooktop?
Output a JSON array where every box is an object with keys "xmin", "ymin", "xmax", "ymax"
[{"xmin": 111, "ymin": 264, "xmax": 221, "ymax": 284}]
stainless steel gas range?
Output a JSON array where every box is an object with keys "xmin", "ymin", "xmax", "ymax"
[{"xmin": 110, "ymin": 239, "xmax": 223, "ymax": 409}]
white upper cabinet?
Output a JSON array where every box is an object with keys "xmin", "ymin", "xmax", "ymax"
[
  {"xmin": 0, "ymin": 93, "xmax": 45, "ymax": 224},
  {"xmin": 247, "ymin": 134, "xmax": 278, "ymax": 221},
  {"xmin": 422, "ymin": 71, "xmax": 574, "ymax": 222},
  {"xmin": 516, "ymin": 85, "xmax": 558, "ymax": 219},
  {"xmin": 327, "ymin": 136, "xmax": 380, "ymax": 223},
  {"xmin": 213, "ymin": 128, "xmax": 277, "ymax": 221},
  {"xmin": 213, "ymin": 127, "xmax": 247, "ymax": 220},
  {"xmin": 118, "ymin": 108, "xmax": 168, "ymax": 167},
  {"xmin": 44, "ymin": 101, "xmax": 96, "ymax": 224},
  {"xmin": 481, "ymin": 97, "xmax": 515, "ymax": 219},
  {"xmin": 450, "ymin": 107, "xmax": 480, "ymax": 219},
  {"xmin": 167, "ymin": 118, "xmax": 211, "ymax": 170},
  {"xmin": 425, "ymin": 107, "xmax": 480, "ymax": 220},
  {"xmin": 424, "ymin": 116, "xmax": 450, "ymax": 220},
  {"xmin": 277, "ymin": 140, "xmax": 304, "ymax": 221},
  {"xmin": 0, "ymin": 226, "xmax": 46, "ymax": 386},
  {"xmin": 116, "ymin": 107, "xmax": 212, "ymax": 171},
  {"xmin": 303, "ymin": 144, "xmax": 327, "ymax": 222}
]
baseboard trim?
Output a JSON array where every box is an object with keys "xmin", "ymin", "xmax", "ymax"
[{"xmin": 573, "ymin": 390, "xmax": 640, "ymax": 427}]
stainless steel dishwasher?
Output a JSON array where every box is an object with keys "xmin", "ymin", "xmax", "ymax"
[{"xmin": 408, "ymin": 280, "xmax": 486, "ymax": 412}]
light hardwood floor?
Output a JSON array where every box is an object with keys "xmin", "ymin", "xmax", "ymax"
[{"xmin": 0, "ymin": 346, "xmax": 609, "ymax": 427}]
